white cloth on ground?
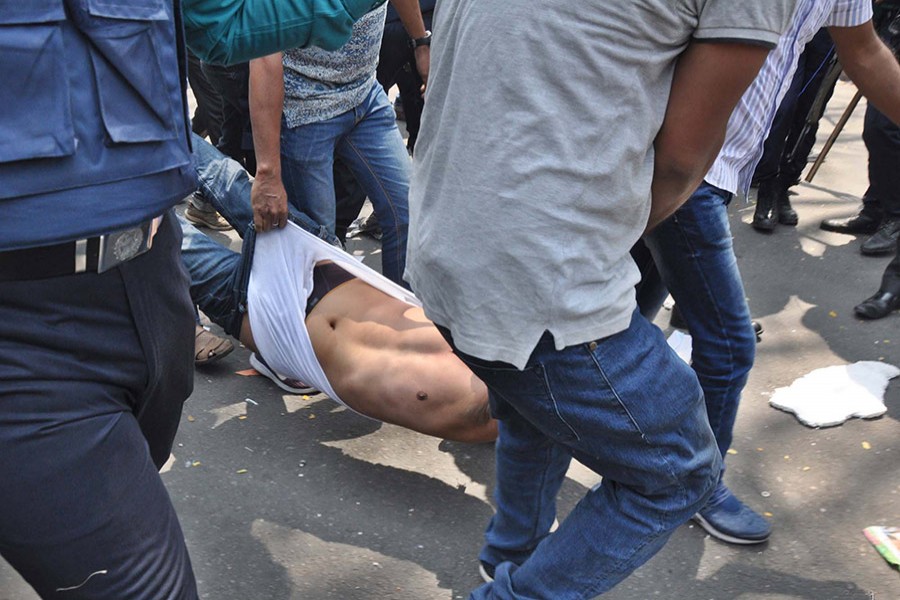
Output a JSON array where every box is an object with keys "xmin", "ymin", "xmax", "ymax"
[
  {"xmin": 769, "ymin": 361, "xmax": 899, "ymax": 427},
  {"xmin": 248, "ymin": 222, "xmax": 420, "ymax": 410}
]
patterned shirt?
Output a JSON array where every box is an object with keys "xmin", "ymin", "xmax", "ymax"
[
  {"xmin": 706, "ymin": 0, "xmax": 872, "ymax": 197},
  {"xmin": 282, "ymin": 4, "xmax": 387, "ymax": 128}
]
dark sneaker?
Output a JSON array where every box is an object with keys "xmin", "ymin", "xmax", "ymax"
[
  {"xmin": 478, "ymin": 561, "xmax": 495, "ymax": 584},
  {"xmin": 860, "ymin": 218, "xmax": 900, "ymax": 256},
  {"xmin": 692, "ymin": 482, "xmax": 771, "ymax": 545},
  {"xmin": 347, "ymin": 213, "xmax": 383, "ymax": 241},
  {"xmin": 249, "ymin": 353, "xmax": 317, "ymax": 395}
]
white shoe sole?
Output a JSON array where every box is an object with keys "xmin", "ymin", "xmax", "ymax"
[
  {"xmin": 692, "ymin": 513, "xmax": 770, "ymax": 545},
  {"xmin": 478, "ymin": 563, "xmax": 493, "ymax": 584},
  {"xmin": 249, "ymin": 354, "xmax": 316, "ymax": 395}
]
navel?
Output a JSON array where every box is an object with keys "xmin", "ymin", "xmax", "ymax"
[{"xmin": 416, "ymin": 391, "xmax": 429, "ymax": 401}]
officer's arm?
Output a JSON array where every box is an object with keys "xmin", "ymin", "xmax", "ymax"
[
  {"xmin": 831, "ymin": 20, "xmax": 900, "ymax": 125},
  {"xmin": 389, "ymin": 0, "xmax": 430, "ymax": 86},
  {"xmin": 646, "ymin": 42, "xmax": 770, "ymax": 232},
  {"xmin": 183, "ymin": 0, "xmax": 384, "ymax": 66}
]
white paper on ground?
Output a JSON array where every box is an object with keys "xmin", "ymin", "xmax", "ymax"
[
  {"xmin": 769, "ymin": 361, "xmax": 899, "ymax": 427},
  {"xmin": 667, "ymin": 330, "xmax": 693, "ymax": 364}
]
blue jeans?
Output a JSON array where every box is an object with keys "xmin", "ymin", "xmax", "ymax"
[
  {"xmin": 280, "ymin": 80, "xmax": 410, "ymax": 285},
  {"xmin": 641, "ymin": 182, "xmax": 756, "ymax": 458},
  {"xmin": 178, "ymin": 134, "xmax": 340, "ymax": 337},
  {"xmin": 181, "ymin": 134, "xmax": 339, "ymax": 338},
  {"xmin": 441, "ymin": 311, "xmax": 721, "ymax": 599}
]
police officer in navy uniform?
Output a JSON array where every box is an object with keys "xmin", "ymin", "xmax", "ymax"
[{"xmin": 0, "ymin": 0, "xmax": 382, "ymax": 596}]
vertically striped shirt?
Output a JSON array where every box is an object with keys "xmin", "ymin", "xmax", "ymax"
[{"xmin": 706, "ymin": 0, "xmax": 872, "ymax": 197}]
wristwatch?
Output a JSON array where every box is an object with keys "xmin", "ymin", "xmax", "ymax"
[{"xmin": 409, "ymin": 30, "xmax": 432, "ymax": 49}]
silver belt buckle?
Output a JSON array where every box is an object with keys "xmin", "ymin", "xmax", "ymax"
[{"xmin": 96, "ymin": 215, "xmax": 163, "ymax": 273}]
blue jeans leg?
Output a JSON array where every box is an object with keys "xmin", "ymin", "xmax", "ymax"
[
  {"xmin": 191, "ymin": 132, "xmax": 335, "ymax": 240},
  {"xmin": 179, "ymin": 213, "xmax": 247, "ymax": 338},
  {"xmin": 644, "ymin": 183, "xmax": 756, "ymax": 458},
  {"xmin": 279, "ymin": 113, "xmax": 348, "ymax": 235},
  {"xmin": 185, "ymin": 135, "xmax": 341, "ymax": 337},
  {"xmin": 480, "ymin": 404, "xmax": 571, "ymax": 570},
  {"xmin": 336, "ymin": 82, "xmax": 411, "ymax": 285},
  {"xmin": 446, "ymin": 312, "xmax": 721, "ymax": 599},
  {"xmin": 191, "ymin": 131, "xmax": 256, "ymax": 231}
]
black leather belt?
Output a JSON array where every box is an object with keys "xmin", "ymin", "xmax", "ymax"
[{"xmin": 0, "ymin": 216, "xmax": 163, "ymax": 282}]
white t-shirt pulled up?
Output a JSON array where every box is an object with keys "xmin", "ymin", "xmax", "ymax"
[{"xmin": 248, "ymin": 222, "xmax": 420, "ymax": 410}]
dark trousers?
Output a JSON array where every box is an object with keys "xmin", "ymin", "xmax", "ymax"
[
  {"xmin": 882, "ymin": 238, "xmax": 900, "ymax": 294},
  {"xmin": 187, "ymin": 51, "xmax": 223, "ymax": 146},
  {"xmin": 755, "ymin": 29, "xmax": 836, "ymax": 186},
  {"xmin": 333, "ymin": 10, "xmax": 434, "ymax": 232},
  {"xmin": 376, "ymin": 10, "xmax": 433, "ymax": 153},
  {"xmin": 200, "ymin": 61, "xmax": 256, "ymax": 175},
  {"xmin": 860, "ymin": 104, "xmax": 900, "ymax": 220},
  {"xmin": 0, "ymin": 212, "xmax": 198, "ymax": 598}
]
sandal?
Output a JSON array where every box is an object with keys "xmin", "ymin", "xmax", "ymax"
[{"xmin": 195, "ymin": 324, "xmax": 234, "ymax": 366}]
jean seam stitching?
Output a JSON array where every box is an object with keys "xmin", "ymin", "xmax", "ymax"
[
  {"xmin": 585, "ymin": 347, "xmax": 648, "ymax": 441},
  {"xmin": 537, "ymin": 363, "xmax": 581, "ymax": 442}
]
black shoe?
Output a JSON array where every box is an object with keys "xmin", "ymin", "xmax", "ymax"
[
  {"xmin": 854, "ymin": 290, "xmax": 900, "ymax": 319},
  {"xmin": 752, "ymin": 199, "xmax": 777, "ymax": 231},
  {"xmin": 753, "ymin": 320, "xmax": 763, "ymax": 342},
  {"xmin": 820, "ymin": 212, "xmax": 880, "ymax": 235},
  {"xmin": 860, "ymin": 218, "xmax": 900, "ymax": 256},
  {"xmin": 752, "ymin": 181, "xmax": 779, "ymax": 232},
  {"xmin": 776, "ymin": 194, "xmax": 798, "ymax": 226}
]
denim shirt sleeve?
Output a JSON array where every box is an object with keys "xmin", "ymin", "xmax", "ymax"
[{"xmin": 183, "ymin": 0, "xmax": 386, "ymax": 65}]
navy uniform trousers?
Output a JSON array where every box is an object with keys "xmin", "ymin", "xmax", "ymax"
[{"xmin": 0, "ymin": 212, "xmax": 198, "ymax": 598}]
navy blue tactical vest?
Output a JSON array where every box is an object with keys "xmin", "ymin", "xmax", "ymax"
[{"xmin": 0, "ymin": 0, "xmax": 196, "ymax": 251}]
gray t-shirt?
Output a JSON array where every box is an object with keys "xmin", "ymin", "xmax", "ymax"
[
  {"xmin": 406, "ymin": 0, "xmax": 795, "ymax": 369},
  {"xmin": 282, "ymin": 4, "xmax": 386, "ymax": 128}
]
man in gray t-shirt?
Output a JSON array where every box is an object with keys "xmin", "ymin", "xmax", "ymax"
[{"xmin": 406, "ymin": 1, "xmax": 796, "ymax": 597}]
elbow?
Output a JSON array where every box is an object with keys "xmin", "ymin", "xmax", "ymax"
[{"xmin": 655, "ymin": 154, "xmax": 711, "ymax": 198}]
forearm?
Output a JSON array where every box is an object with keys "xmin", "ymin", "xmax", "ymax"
[
  {"xmin": 183, "ymin": 0, "xmax": 385, "ymax": 65},
  {"xmin": 249, "ymin": 55, "xmax": 285, "ymax": 180},
  {"xmin": 389, "ymin": 0, "xmax": 430, "ymax": 84},
  {"xmin": 646, "ymin": 42, "xmax": 769, "ymax": 232},
  {"xmin": 388, "ymin": 0, "xmax": 427, "ymax": 39},
  {"xmin": 647, "ymin": 149, "xmax": 722, "ymax": 232},
  {"xmin": 833, "ymin": 23, "xmax": 900, "ymax": 125}
]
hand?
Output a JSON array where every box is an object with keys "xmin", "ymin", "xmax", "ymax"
[
  {"xmin": 250, "ymin": 171, "xmax": 289, "ymax": 232},
  {"xmin": 414, "ymin": 45, "xmax": 430, "ymax": 96}
]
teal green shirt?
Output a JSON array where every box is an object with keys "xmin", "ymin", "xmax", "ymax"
[{"xmin": 183, "ymin": 0, "xmax": 386, "ymax": 65}]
